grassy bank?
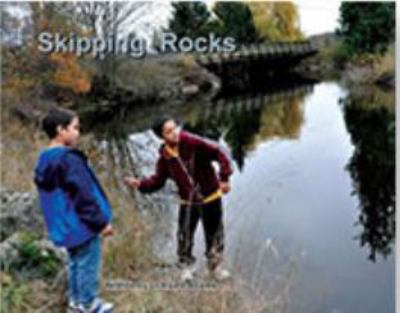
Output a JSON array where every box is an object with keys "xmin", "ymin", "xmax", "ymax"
[
  {"xmin": 341, "ymin": 43, "xmax": 395, "ymax": 87},
  {"xmin": 1, "ymin": 102, "xmax": 154, "ymax": 311},
  {"xmin": 2, "ymin": 104, "xmax": 281, "ymax": 312},
  {"xmin": 298, "ymin": 35, "xmax": 395, "ymax": 87}
]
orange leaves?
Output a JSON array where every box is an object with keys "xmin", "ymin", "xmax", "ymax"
[{"xmin": 50, "ymin": 53, "xmax": 91, "ymax": 94}]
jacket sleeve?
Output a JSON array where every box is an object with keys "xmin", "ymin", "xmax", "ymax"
[
  {"xmin": 190, "ymin": 134, "xmax": 233, "ymax": 182},
  {"xmin": 138, "ymin": 156, "xmax": 168, "ymax": 193},
  {"xmin": 61, "ymin": 153, "xmax": 108, "ymax": 233}
]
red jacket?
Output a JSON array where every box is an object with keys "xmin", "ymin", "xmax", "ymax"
[{"xmin": 138, "ymin": 131, "xmax": 233, "ymax": 202}]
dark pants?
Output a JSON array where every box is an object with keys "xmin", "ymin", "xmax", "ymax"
[{"xmin": 177, "ymin": 198, "xmax": 224, "ymax": 270}]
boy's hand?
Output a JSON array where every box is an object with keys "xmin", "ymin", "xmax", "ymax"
[
  {"xmin": 220, "ymin": 182, "xmax": 231, "ymax": 194},
  {"xmin": 101, "ymin": 224, "xmax": 113, "ymax": 237},
  {"xmin": 124, "ymin": 176, "xmax": 141, "ymax": 189}
]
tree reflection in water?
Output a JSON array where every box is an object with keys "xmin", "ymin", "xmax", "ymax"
[
  {"xmin": 341, "ymin": 86, "xmax": 395, "ymax": 262},
  {"xmin": 185, "ymin": 90, "xmax": 308, "ymax": 170}
]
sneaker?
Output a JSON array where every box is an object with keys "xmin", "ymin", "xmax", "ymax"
[
  {"xmin": 67, "ymin": 301, "xmax": 78, "ymax": 313},
  {"xmin": 210, "ymin": 265, "xmax": 231, "ymax": 281},
  {"xmin": 180, "ymin": 264, "xmax": 196, "ymax": 282},
  {"xmin": 69, "ymin": 298, "xmax": 114, "ymax": 313}
]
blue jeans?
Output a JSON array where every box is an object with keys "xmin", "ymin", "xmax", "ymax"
[{"xmin": 67, "ymin": 235, "xmax": 101, "ymax": 307}]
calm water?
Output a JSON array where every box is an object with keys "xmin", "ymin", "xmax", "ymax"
[
  {"xmin": 87, "ymin": 79, "xmax": 395, "ymax": 313},
  {"xmin": 219, "ymin": 82, "xmax": 395, "ymax": 313}
]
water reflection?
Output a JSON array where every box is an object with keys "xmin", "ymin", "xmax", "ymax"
[
  {"xmin": 184, "ymin": 86, "xmax": 310, "ymax": 170},
  {"xmin": 83, "ymin": 79, "xmax": 395, "ymax": 313},
  {"xmin": 83, "ymin": 80, "xmax": 313, "ymax": 170},
  {"xmin": 341, "ymin": 86, "xmax": 396, "ymax": 262},
  {"xmin": 84, "ymin": 81, "xmax": 395, "ymax": 264}
]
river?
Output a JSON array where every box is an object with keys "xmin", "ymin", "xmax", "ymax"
[{"xmin": 86, "ymin": 78, "xmax": 395, "ymax": 313}]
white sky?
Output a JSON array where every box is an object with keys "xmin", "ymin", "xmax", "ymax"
[
  {"xmin": 4, "ymin": 1, "xmax": 342, "ymax": 39},
  {"xmin": 294, "ymin": 0, "xmax": 341, "ymax": 36}
]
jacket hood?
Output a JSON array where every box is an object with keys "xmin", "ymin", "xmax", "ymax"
[{"xmin": 34, "ymin": 147, "xmax": 71, "ymax": 191}]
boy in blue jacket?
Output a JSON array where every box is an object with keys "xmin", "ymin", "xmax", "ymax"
[{"xmin": 34, "ymin": 108, "xmax": 114, "ymax": 313}]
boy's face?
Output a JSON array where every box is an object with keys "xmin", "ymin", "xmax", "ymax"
[
  {"xmin": 58, "ymin": 117, "xmax": 80, "ymax": 147},
  {"xmin": 162, "ymin": 120, "xmax": 180, "ymax": 145}
]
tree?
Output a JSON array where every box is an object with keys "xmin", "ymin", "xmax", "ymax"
[
  {"xmin": 168, "ymin": 2, "xmax": 211, "ymax": 38},
  {"xmin": 0, "ymin": 3, "xmax": 31, "ymax": 47},
  {"xmin": 337, "ymin": 2, "xmax": 395, "ymax": 55},
  {"xmin": 167, "ymin": 1, "xmax": 304, "ymax": 45},
  {"xmin": 213, "ymin": 2, "xmax": 261, "ymax": 44},
  {"xmin": 248, "ymin": 2, "xmax": 303, "ymax": 41},
  {"xmin": 72, "ymin": 2, "xmax": 149, "ymax": 39},
  {"xmin": 2, "ymin": 2, "xmax": 92, "ymax": 100},
  {"xmin": 69, "ymin": 2, "xmax": 150, "ymax": 79},
  {"xmin": 2, "ymin": 1, "xmax": 151, "ymax": 99},
  {"xmin": 343, "ymin": 90, "xmax": 395, "ymax": 261},
  {"xmin": 50, "ymin": 53, "xmax": 91, "ymax": 95}
]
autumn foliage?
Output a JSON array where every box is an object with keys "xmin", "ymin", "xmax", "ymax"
[
  {"xmin": 50, "ymin": 53, "xmax": 91, "ymax": 94},
  {"xmin": 248, "ymin": 2, "xmax": 303, "ymax": 41},
  {"xmin": 2, "ymin": 3, "xmax": 92, "ymax": 102}
]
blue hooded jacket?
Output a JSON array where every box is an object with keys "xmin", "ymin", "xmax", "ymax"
[{"xmin": 34, "ymin": 147, "xmax": 112, "ymax": 248}]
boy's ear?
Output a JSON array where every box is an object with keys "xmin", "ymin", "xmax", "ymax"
[{"xmin": 56, "ymin": 125, "xmax": 64, "ymax": 136}]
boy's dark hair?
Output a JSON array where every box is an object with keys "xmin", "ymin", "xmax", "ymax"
[
  {"xmin": 42, "ymin": 108, "xmax": 76, "ymax": 139},
  {"xmin": 152, "ymin": 116, "xmax": 174, "ymax": 138}
]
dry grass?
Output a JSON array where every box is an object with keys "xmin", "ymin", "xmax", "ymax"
[
  {"xmin": 1, "ymin": 106, "xmax": 155, "ymax": 311},
  {"xmin": 91, "ymin": 144, "xmax": 155, "ymax": 279},
  {"xmin": 345, "ymin": 84, "xmax": 395, "ymax": 113},
  {"xmin": 1, "ymin": 107, "xmax": 47, "ymax": 192},
  {"xmin": 104, "ymin": 286, "xmax": 238, "ymax": 313},
  {"xmin": 1, "ymin": 106, "xmax": 292, "ymax": 313},
  {"xmin": 341, "ymin": 43, "xmax": 395, "ymax": 86},
  {"xmin": 374, "ymin": 43, "xmax": 395, "ymax": 79}
]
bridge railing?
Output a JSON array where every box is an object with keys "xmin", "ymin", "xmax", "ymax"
[
  {"xmin": 194, "ymin": 40, "xmax": 318, "ymax": 64},
  {"xmin": 236, "ymin": 41, "xmax": 316, "ymax": 55}
]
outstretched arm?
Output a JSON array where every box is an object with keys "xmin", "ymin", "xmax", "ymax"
[{"xmin": 125, "ymin": 157, "xmax": 168, "ymax": 193}]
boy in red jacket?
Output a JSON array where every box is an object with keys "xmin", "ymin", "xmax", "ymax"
[{"xmin": 124, "ymin": 117, "xmax": 233, "ymax": 281}]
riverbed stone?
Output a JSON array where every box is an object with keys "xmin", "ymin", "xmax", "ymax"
[{"xmin": 0, "ymin": 188, "xmax": 45, "ymax": 240}]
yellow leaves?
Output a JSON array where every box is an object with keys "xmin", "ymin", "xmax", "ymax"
[
  {"xmin": 50, "ymin": 53, "xmax": 91, "ymax": 94},
  {"xmin": 2, "ymin": 78, "xmax": 36, "ymax": 99},
  {"xmin": 247, "ymin": 2, "xmax": 303, "ymax": 41},
  {"xmin": 252, "ymin": 97, "xmax": 304, "ymax": 148}
]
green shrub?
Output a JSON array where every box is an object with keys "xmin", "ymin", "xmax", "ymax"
[{"xmin": 6, "ymin": 232, "xmax": 62, "ymax": 280}]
